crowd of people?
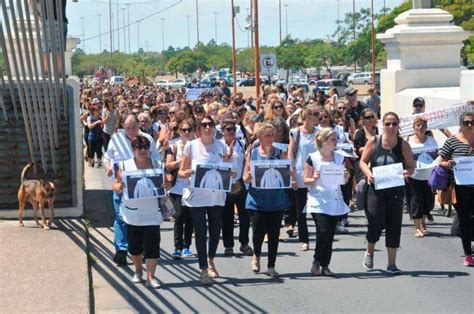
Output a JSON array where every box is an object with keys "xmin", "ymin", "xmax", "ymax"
[{"xmin": 79, "ymin": 77, "xmax": 474, "ymax": 288}]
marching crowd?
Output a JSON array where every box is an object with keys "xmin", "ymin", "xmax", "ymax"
[{"xmin": 79, "ymin": 78, "xmax": 474, "ymax": 288}]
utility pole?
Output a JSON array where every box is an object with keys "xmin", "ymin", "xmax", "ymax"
[
  {"xmin": 122, "ymin": 8, "xmax": 126, "ymax": 53},
  {"xmin": 250, "ymin": 0, "xmax": 253, "ymax": 48},
  {"xmin": 161, "ymin": 18, "xmax": 165, "ymax": 51},
  {"xmin": 336, "ymin": 0, "xmax": 340, "ymax": 42},
  {"xmin": 371, "ymin": 0, "xmax": 375, "ymax": 86},
  {"xmin": 186, "ymin": 15, "xmax": 190, "ymax": 47},
  {"xmin": 97, "ymin": 14, "xmax": 102, "ymax": 53},
  {"xmin": 116, "ymin": 0, "xmax": 120, "ymax": 53},
  {"xmin": 246, "ymin": 8, "xmax": 250, "ymax": 48},
  {"xmin": 253, "ymin": 0, "xmax": 260, "ymax": 99},
  {"xmin": 279, "ymin": 0, "xmax": 282, "ymax": 44},
  {"xmin": 284, "ymin": 3, "xmax": 288, "ymax": 37},
  {"xmin": 213, "ymin": 11, "xmax": 218, "ymax": 43},
  {"xmin": 195, "ymin": 0, "xmax": 200, "ymax": 44},
  {"xmin": 137, "ymin": 19, "xmax": 141, "ymax": 52},
  {"xmin": 81, "ymin": 17, "xmax": 85, "ymax": 52},
  {"xmin": 231, "ymin": 0, "xmax": 237, "ymax": 94},
  {"xmin": 109, "ymin": 0, "xmax": 113, "ymax": 52},
  {"xmin": 125, "ymin": 3, "xmax": 131, "ymax": 53},
  {"xmin": 353, "ymin": 0, "xmax": 356, "ymax": 72}
]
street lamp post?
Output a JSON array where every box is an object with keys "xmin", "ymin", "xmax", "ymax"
[
  {"xmin": 195, "ymin": 0, "xmax": 200, "ymax": 44},
  {"xmin": 161, "ymin": 18, "xmax": 165, "ymax": 51},
  {"xmin": 109, "ymin": 0, "xmax": 113, "ymax": 52},
  {"xmin": 231, "ymin": 0, "xmax": 237, "ymax": 95},
  {"xmin": 284, "ymin": 3, "xmax": 288, "ymax": 37},
  {"xmin": 371, "ymin": 0, "xmax": 376, "ymax": 86},
  {"xmin": 81, "ymin": 17, "xmax": 85, "ymax": 52},
  {"xmin": 116, "ymin": 0, "xmax": 120, "ymax": 53},
  {"xmin": 186, "ymin": 15, "xmax": 190, "ymax": 47},
  {"xmin": 213, "ymin": 11, "xmax": 218, "ymax": 43},
  {"xmin": 279, "ymin": 0, "xmax": 282, "ymax": 44},
  {"xmin": 137, "ymin": 19, "xmax": 141, "ymax": 52},
  {"xmin": 353, "ymin": 0, "xmax": 356, "ymax": 72},
  {"xmin": 246, "ymin": 8, "xmax": 250, "ymax": 48},
  {"xmin": 253, "ymin": 0, "xmax": 260, "ymax": 99},
  {"xmin": 97, "ymin": 14, "xmax": 102, "ymax": 53},
  {"xmin": 336, "ymin": 0, "xmax": 340, "ymax": 42},
  {"xmin": 125, "ymin": 3, "xmax": 131, "ymax": 53},
  {"xmin": 122, "ymin": 8, "xmax": 126, "ymax": 53}
]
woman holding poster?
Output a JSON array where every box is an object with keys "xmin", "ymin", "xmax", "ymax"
[
  {"xmin": 243, "ymin": 123, "xmax": 291, "ymax": 278},
  {"xmin": 112, "ymin": 135, "xmax": 164, "ymax": 289},
  {"xmin": 303, "ymin": 128, "xmax": 351, "ymax": 277},
  {"xmin": 359, "ymin": 112, "xmax": 414, "ymax": 275},
  {"xmin": 407, "ymin": 116, "xmax": 438, "ymax": 238},
  {"xmin": 178, "ymin": 115, "xmax": 232, "ymax": 285},
  {"xmin": 439, "ymin": 111, "xmax": 474, "ymax": 267}
]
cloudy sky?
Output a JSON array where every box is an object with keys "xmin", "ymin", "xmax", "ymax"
[{"xmin": 67, "ymin": 0, "xmax": 406, "ymax": 53}]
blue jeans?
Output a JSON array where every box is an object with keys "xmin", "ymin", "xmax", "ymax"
[{"xmin": 113, "ymin": 192, "xmax": 128, "ymax": 252}]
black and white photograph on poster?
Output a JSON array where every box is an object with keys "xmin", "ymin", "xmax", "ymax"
[
  {"xmin": 123, "ymin": 168, "xmax": 166, "ymax": 200},
  {"xmin": 191, "ymin": 161, "xmax": 232, "ymax": 192},
  {"xmin": 336, "ymin": 143, "xmax": 358, "ymax": 158},
  {"xmin": 412, "ymin": 146, "xmax": 439, "ymax": 169},
  {"xmin": 251, "ymin": 160, "xmax": 291, "ymax": 189}
]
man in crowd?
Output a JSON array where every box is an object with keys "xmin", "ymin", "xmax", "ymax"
[{"xmin": 344, "ymin": 87, "xmax": 367, "ymax": 127}]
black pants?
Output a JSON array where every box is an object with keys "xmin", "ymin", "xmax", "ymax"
[
  {"xmin": 365, "ymin": 186, "xmax": 404, "ymax": 248},
  {"xmin": 189, "ymin": 206, "xmax": 224, "ymax": 269},
  {"xmin": 88, "ymin": 138, "xmax": 103, "ymax": 160},
  {"xmin": 222, "ymin": 189, "xmax": 250, "ymax": 248},
  {"xmin": 311, "ymin": 213, "xmax": 341, "ymax": 267},
  {"xmin": 284, "ymin": 189, "xmax": 297, "ymax": 227},
  {"xmin": 127, "ymin": 224, "xmax": 160, "ymax": 259},
  {"xmin": 454, "ymin": 185, "xmax": 474, "ymax": 256},
  {"xmin": 169, "ymin": 194, "xmax": 193, "ymax": 250},
  {"xmin": 102, "ymin": 132, "xmax": 112, "ymax": 152},
  {"xmin": 409, "ymin": 178, "xmax": 435, "ymax": 219},
  {"xmin": 284, "ymin": 188, "xmax": 309, "ymax": 242},
  {"xmin": 249, "ymin": 210, "xmax": 284, "ymax": 268}
]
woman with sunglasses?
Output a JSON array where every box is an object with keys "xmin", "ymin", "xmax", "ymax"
[
  {"xmin": 439, "ymin": 111, "xmax": 474, "ymax": 266},
  {"xmin": 360, "ymin": 112, "xmax": 414, "ymax": 275},
  {"xmin": 407, "ymin": 116, "xmax": 438, "ymax": 238},
  {"xmin": 178, "ymin": 115, "xmax": 232, "ymax": 285},
  {"xmin": 287, "ymin": 104, "xmax": 320, "ymax": 250},
  {"xmin": 335, "ymin": 101, "xmax": 356, "ymax": 139},
  {"xmin": 112, "ymin": 135, "xmax": 164, "ymax": 289},
  {"xmin": 243, "ymin": 123, "xmax": 291, "ymax": 277},
  {"xmin": 220, "ymin": 118, "xmax": 253, "ymax": 257},
  {"xmin": 151, "ymin": 105, "xmax": 169, "ymax": 142},
  {"xmin": 166, "ymin": 119, "xmax": 196, "ymax": 259},
  {"xmin": 263, "ymin": 98, "xmax": 289, "ymax": 123},
  {"xmin": 304, "ymin": 128, "xmax": 350, "ymax": 277}
]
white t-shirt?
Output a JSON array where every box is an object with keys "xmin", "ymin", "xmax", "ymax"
[
  {"xmin": 291, "ymin": 127, "xmax": 319, "ymax": 188},
  {"xmin": 168, "ymin": 139, "xmax": 190, "ymax": 195},
  {"xmin": 221, "ymin": 138, "xmax": 245, "ymax": 182},
  {"xmin": 181, "ymin": 139, "xmax": 227, "ymax": 207}
]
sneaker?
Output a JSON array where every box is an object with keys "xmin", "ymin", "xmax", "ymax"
[
  {"xmin": 300, "ymin": 242, "xmax": 309, "ymax": 251},
  {"xmin": 181, "ymin": 248, "xmax": 193, "ymax": 258},
  {"xmin": 386, "ymin": 264, "xmax": 402, "ymax": 275},
  {"xmin": 113, "ymin": 250, "xmax": 128, "ymax": 266},
  {"xmin": 265, "ymin": 267, "xmax": 280, "ymax": 278},
  {"xmin": 224, "ymin": 247, "xmax": 234, "ymax": 257},
  {"xmin": 240, "ymin": 244, "xmax": 254, "ymax": 256},
  {"xmin": 132, "ymin": 272, "xmax": 143, "ymax": 283},
  {"xmin": 363, "ymin": 252, "xmax": 374, "ymax": 270},
  {"xmin": 172, "ymin": 249, "xmax": 182, "ymax": 259},
  {"xmin": 463, "ymin": 255, "xmax": 474, "ymax": 266},
  {"xmin": 146, "ymin": 278, "xmax": 161, "ymax": 289},
  {"xmin": 336, "ymin": 225, "xmax": 349, "ymax": 234}
]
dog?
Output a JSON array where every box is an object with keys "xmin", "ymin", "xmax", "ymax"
[{"xmin": 18, "ymin": 163, "xmax": 56, "ymax": 229}]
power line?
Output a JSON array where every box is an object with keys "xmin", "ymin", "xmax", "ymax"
[{"xmin": 82, "ymin": 0, "xmax": 183, "ymax": 42}]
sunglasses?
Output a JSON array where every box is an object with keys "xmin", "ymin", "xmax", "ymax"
[
  {"xmin": 308, "ymin": 112, "xmax": 319, "ymax": 117},
  {"xmin": 224, "ymin": 127, "xmax": 236, "ymax": 132},
  {"xmin": 384, "ymin": 122, "xmax": 399, "ymax": 127},
  {"xmin": 413, "ymin": 104, "xmax": 425, "ymax": 108},
  {"xmin": 319, "ymin": 115, "xmax": 329, "ymax": 121},
  {"xmin": 180, "ymin": 128, "xmax": 193, "ymax": 133},
  {"xmin": 363, "ymin": 115, "xmax": 375, "ymax": 120},
  {"xmin": 169, "ymin": 111, "xmax": 176, "ymax": 115},
  {"xmin": 273, "ymin": 105, "xmax": 284, "ymax": 110},
  {"xmin": 462, "ymin": 120, "xmax": 474, "ymax": 127},
  {"xmin": 201, "ymin": 122, "xmax": 215, "ymax": 128},
  {"xmin": 133, "ymin": 144, "xmax": 150, "ymax": 150},
  {"xmin": 337, "ymin": 107, "xmax": 346, "ymax": 110},
  {"xmin": 195, "ymin": 109, "xmax": 204, "ymax": 114},
  {"xmin": 138, "ymin": 120, "xmax": 147, "ymax": 123}
]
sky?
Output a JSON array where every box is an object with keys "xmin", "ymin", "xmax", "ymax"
[{"xmin": 67, "ymin": 0, "xmax": 407, "ymax": 54}]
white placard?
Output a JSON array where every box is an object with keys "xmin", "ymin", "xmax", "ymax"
[
  {"xmin": 273, "ymin": 142, "xmax": 289, "ymax": 152},
  {"xmin": 372, "ymin": 163, "xmax": 405, "ymax": 190},
  {"xmin": 122, "ymin": 168, "xmax": 165, "ymax": 200},
  {"xmin": 453, "ymin": 156, "xmax": 474, "ymax": 185},
  {"xmin": 251, "ymin": 159, "xmax": 291, "ymax": 189},
  {"xmin": 318, "ymin": 164, "xmax": 345, "ymax": 186},
  {"xmin": 186, "ymin": 88, "xmax": 208, "ymax": 101},
  {"xmin": 190, "ymin": 161, "xmax": 232, "ymax": 192},
  {"xmin": 336, "ymin": 143, "xmax": 358, "ymax": 158}
]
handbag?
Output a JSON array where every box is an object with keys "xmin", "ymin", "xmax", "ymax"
[{"xmin": 428, "ymin": 166, "xmax": 449, "ymax": 191}]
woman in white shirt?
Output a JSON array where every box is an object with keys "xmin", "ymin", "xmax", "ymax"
[
  {"xmin": 178, "ymin": 115, "xmax": 232, "ymax": 285},
  {"xmin": 407, "ymin": 116, "xmax": 438, "ymax": 237},
  {"xmin": 303, "ymin": 128, "xmax": 350, "ymax": 277}
]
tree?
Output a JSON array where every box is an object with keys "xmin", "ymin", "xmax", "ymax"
[{"xmin": 276, "ymin": 36, "xmax": 307, "ymax": 72}]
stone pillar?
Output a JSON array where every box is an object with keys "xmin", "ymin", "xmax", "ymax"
[
  {"xmin": 413, "ymin": 0, "xmax": 432, "ymax": 9},
  {"xmin": 65, "ymin": 37, "xmax": 80, "ymax": 76},
  {"xmin": 377, "ymin": 8, "xmax": 469, "ymax": 114}
]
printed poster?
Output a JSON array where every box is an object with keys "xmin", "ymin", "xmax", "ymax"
[
  {"xmin": 122, "ymin": 168, "xmax": 166, "ymax": 200},
  {"xmin": 251, "ymin": 159, "xmax": 291, "ymax": 189},
  {"xmin": 190, "ymin": 161, "xmax": 232, "ymax": 192}
]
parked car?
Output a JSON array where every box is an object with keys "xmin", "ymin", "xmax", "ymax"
[
  {"xmin": 336, "ymin": 72, "xmax": 351, "ymax": 82},
  {"xmin": 313, "ymin": 79, "xmax": 349, "ymax": 97},
  {"xmin": 154, "ymin": 79, "xmax": 169, "ymax": 87},
  {"xmin": 347, "ymin": 72, "xmax": 372, "ymax": 85},
  {"xmin": 168, "ymin": 79, "xmax": 187, "ymax": 89},
  {"xmin": 237, "ymin": 77, "xmax": 255, "ymax": 87},
  {"xmin": 110, "ymin": 76, "xmax": 124, "ymax": 86}
]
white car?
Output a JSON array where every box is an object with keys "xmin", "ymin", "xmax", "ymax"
[
  {"xmin": 168, "ymin": 79, "xmax": 187, "ymax": 89},
  {"xmin": 347, "ymin": 72, "xmax": 372, "ymax": 85},
  {"xmin": 110, "ymin": 76, "xmax": 124, "ymax": 86},
  {"xmin": 313, "ymin": 79, "xmax": 349, "ymax": 97},
  {"xmin": 154, "ymin": 79, "xmax": 169, "ymax": 87}
]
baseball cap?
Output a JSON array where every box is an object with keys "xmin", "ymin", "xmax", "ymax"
[
  {"xmin": 92, "ymin": 98, "xmax": 101, "ymax": 105},
  {"xmin": 344, "ymin": 87, "xmax": 358, "ymax": 96}
]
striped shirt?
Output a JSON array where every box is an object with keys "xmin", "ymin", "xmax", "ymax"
[{"xmin": 439, "ymin": 136, "xmax": 474, "ymax": 185}]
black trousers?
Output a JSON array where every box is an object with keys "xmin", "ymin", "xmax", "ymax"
[
  {"xmin": 127, "ymin": 225, "xmax": 161, "ymax": 259},
  {"xmin": 365, "ymin": 186, "xmax": 404, "ymax": 248},
  {"xmin": 222, "ymin": 189, "xmax": 250, "ymax": 248},
  {"xmin": 284, "ymin": 188, "xmax": 309, "ymax": 242},
  {"xmin": 169, "ymin": 194, "xmax": 193, "ymax": 250},
  {"xmin": 284, "ymin": 189, "xmax": 297, "ymax": 226},
  {"xmin": 408, "ymin": 178, "xmax": 435, "ymax": 219},
  {"xmin": 102, "ymin": 132, "xmax": 112, "ymax": 152},
  {"xmin": 88, "ymin": 138, "xmax": 103, "ymax": 160},
  {"xmin": 454, "ymin": 185, "xmax": 474, "ymax": 256},
  {"xmin": 311, "ymin": 213, "xmax": 341, "ymax": 267},
  {"xmin": 249, "ymin": 210, "xmax": 284, "ymax": 268},
  {"xmin": 189, "ymin": 206, "xmax": 224, "ymax": 269}
]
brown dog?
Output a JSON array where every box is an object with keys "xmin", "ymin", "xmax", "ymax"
[{"xmin": 18, "ymin": 163, "xmax": 56, "ymax": 229}]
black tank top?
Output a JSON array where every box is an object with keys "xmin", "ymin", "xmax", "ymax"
[{"xmin": 370, "ymin": 135, "xmax": 404, "ymax": 170}]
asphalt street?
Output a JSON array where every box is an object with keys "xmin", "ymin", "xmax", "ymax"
[{"xmin": 84, "ymin": 164, "xmax": 474, "ymax": 313}]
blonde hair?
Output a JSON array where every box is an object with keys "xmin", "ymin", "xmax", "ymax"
[
  {"xmin": 315, "ymin": 127, "xmax": 336, "ymax": 149},
  {"xmin": 413, "ymin": 115, "xmax": 428, "ymax": 128},
  {"xmin": 256, "ymin": 122, "xmax": 275, "ymax": 137},
  {"xmin": 301, "ymin": 104, "xmax": 319, "ymax": 121},
  {"xmin": 264, "ymin": 98, "xmax": 289, "ymax": 122}
]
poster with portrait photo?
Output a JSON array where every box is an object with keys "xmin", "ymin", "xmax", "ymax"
[
  {"xmin": 191, "ymin": 161, "xmax": 232, "ymax": 192},
  {"xmin": 122, "ymin": 168, "xmax": 166, "ymax": 200},
  {"xmin": 411, "ymin": 146, "xmax": 439, "ymax": 169},
  {"xmin": 251, "ymin": 160, "xmax": 291, "ymax": 189},
  {"xmin": 336, "ymin": 143, "xmax": 358, "ymax": 158}
]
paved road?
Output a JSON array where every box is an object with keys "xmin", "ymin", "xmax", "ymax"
[{"xmin": 84, "ymin": 163, "xmax": 473, "ymax": 313}]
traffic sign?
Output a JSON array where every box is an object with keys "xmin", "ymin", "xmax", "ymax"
[{"xmin": 260, "ymin": 54, "xmax": 277, "ymax": 76}]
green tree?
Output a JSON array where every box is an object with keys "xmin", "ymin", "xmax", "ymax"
[{"xmin": 276, "ymin": 36, "xmax": 307, "ymax": 72}]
